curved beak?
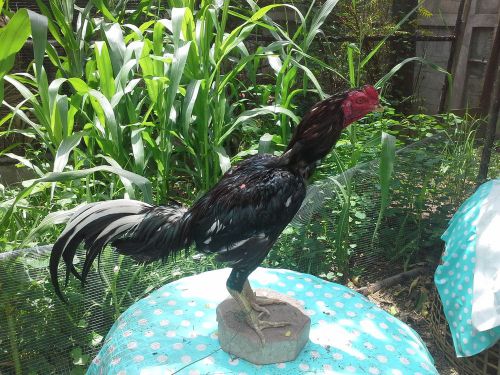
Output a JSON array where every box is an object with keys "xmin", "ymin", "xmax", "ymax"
[{"xmin": 373, "ymin": 103, "xmax": 384, "ymax": 112}]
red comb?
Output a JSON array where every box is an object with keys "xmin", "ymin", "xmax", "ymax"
[{"xmin": 363, "ymin": 85, "xmax": 378, "ymax": 100}]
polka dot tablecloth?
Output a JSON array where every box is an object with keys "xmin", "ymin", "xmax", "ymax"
[
  {"xmin": 87, "ymin": 268, "xmax": 437, "ymax": 374},
  {"xmin": 435, "ymin": 180, "xmax": 500, "ymax": 357}
]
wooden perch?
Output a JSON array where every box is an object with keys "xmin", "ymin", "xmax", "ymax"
[{"xmin": 356, "ymin": 266, "xmax": 428, "ymax": 296}]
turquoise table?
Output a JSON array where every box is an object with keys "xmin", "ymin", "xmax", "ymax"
[{"xmin": 88, "ymin": 268, "xmax": 437, "ymax": 374}]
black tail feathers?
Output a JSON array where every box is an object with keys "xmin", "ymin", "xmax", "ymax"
[{"xmin": 49, "ymin": 199, "xmax": 191, "ymax": 301}]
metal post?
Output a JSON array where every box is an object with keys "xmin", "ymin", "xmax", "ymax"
[
  {"xmin": 477, "ymin": 63, "xmax": 500, "ymax": 185},
  {"xmin": 479, "ymin": 14, "xmax": 500, "ymax": 115}
]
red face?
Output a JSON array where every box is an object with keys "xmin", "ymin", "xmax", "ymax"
[{"xmin": 341, "ymin": 85, "xmax": 380, "ymax": 127}]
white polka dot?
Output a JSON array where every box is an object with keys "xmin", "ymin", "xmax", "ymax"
[
  {"xmin": 347, "ymin": 311, "xmax": 357, "ymax": 317},
  {"xmin": 117, "ymin": 370, "xmax": 126, "ymax": 375},
  {"xmin": 406, "ymin": 348, "xmax": 416, "ymax": 355},
  {"xmin": 181, "ymin": 355, "xmax": 192, "ymax": 364},
  {"xmin": 296, "ymin": 283, "xmax": 304, "ymax": 289},
  {"xmin": 189, "ymin": 331, "xmax": 198, "ymax": 338},
  {"xmin": 355, "ymin": 303, "xmax": 364, "ymax": 308},
  {"xmin": 304, "ymin": 277, "xmax": 312, "ymax": 282},
  {"xmin": 144, "ymin": 330, "xmax": 154, "ymax": 337},
  {"xmin": 196, "ymin": 344, "xmax": 207, "ymax": 351},
  {"xmin": 127, "ymin": 341, "xmax": 138, "ymax": 349},
  {"xmin": 306, "ymin": 291, "xmax": 314, "ymax": 297},
  {"xmin": 343, "ymin": 293, "xmax": 353, "ymax": 299},
  {"xmin": 287, "ymin": 276, "xmax": 295, "ymax": 280},
  {"xmin": 133, "ymin": 355, "xmax": 144, "ymax": 363},
  {"xmin": 346, "ymin": 366, "xmax": 357, "ymax": 372},
  {"xmin": 310, "ymin": 351, "xmax": 320, "ymax": 359},
  {"xmin": 167, "ymin": 300, "xmax": 176, "ymax": 306},
  {"xmin": 229, "ymin": 358, "xmax": 239, "ymax": 366},
  {"xmin": 332, "ymin": 353, "xmax": 343, "ymax": 360},
  {"xmin": 157, "ymin": 354, "xmax": 168, "ymax": 363},
  {"xmin": 355, "ymin": 352, "xmax": 366, "ymax": 360},
  {"xmin": 369, "ymin": 367, "xmax": 380, "ymax": 374},
  {"xmin": 148, "ymin": 299, "xmax": 157, "ymax": 305},
  {"xmin": 276, "ymin": 363, "xmax": 286, "ymax": 369},
  {"xmin": 166, "ymin": 330, "xmax": 176, "ymax": 337},
  {"xmin": 123, "ymin": 330, "xmax": 132, "ymax": 338},
  {"xmin": 463, "ymin": 338, "xmax": 468, "ymax": 344},
  {"xmin": 174, "ymin": 309, "xmax": 183, "ymax": 315},
  {"xmin": 324, "ymin": 292, "xmax": 333, "ymax": 298},
  {"xmin": 286, "ymin": 291, "xmax": 295, "ymax": 296},
  {"xmin": 335, "ymin": 301, "xmax": 344, "ymax": 308},
  {"xmin": 187, "ymin": 300, "xmax": 196, "ymax": 307},
  {"xmin": 366, "ymin": 313, "xmax": 375, "ymax": 319},
  {"xmin": 189, "ymin": 370, "xmax": 200, "ymax": 375},
  {"xmin": 162, "ymin": 292, "xmax": 171, "ymax": 297},
  {"xmin": 299, "ymin": 363, "xmax": 309, "ymax": 371},
  {"xmin": 379, "ymin": 322, "xmax": 388, "ymax": 329},
  {"xmin": 173, "ymin": 342, "xmax": 184, "ymax": 350},
  {"xmin": 400, "ymin": 357, "xmax": 410, "ymax": 365},
  {"xmin": 150, "ymin": 342, "xmax": 161, "ymax": 350},
  {"xmin": 181, "ymin": 320, "xmax": 191, "ymax": 327},
  {"xmin": 195, "ymin": 311, "xmax": 204, "ymax": 317},
  {"xmin": 160, "ymin": 319, "xmax": 169, "ymax": 326},
  {"xmin": 377, "ymin": 355, "xmax": 388, "ymax": 363},
  {"xmin": 364, "ymin": 342, "xmax": 375, "ymax": 350},
  {"xmin": 154, "ymin": 309, "xmax": 163, "ymax": 315},
  {"xmin": 132, "ymin": 310, "xmax": 142, "ymax": 316},
  {"xmin": 202, "ymin": 321, "xmax": 213, "ymax": 329},
  {"xmin": 138, "ymin": 319, "xmax": 148, "ymax": 325},
  {"xmin": 314, "ymin": 284, "xmax": 322, "ymax": 289},
  {"xmin": 202, "ymin": 356, "xmax": 214, "ymax": 365},
  {"xmin": 391, "ymin": 370, "xmax": 402, "ymax": 375},
  {"xmin": 277, "ymin": 282, "xmax": 286, "ymax": 287},
  {"xmin": 420, "ymin": 362, "xmax": 431, "ymax": 371},
  {"xmin": 305, "ymin": 309, "xmax": 316, "ymax": 316},
  {"xmin": 386, "ymin": 345, "xmax": 395, "ymax": 352}
]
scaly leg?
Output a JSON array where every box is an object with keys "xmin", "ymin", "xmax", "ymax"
[
  {"xmin": 227, "ymin": 280, "xmax": 290, "ymax": 344},
  {"xmin": 242, "ymin": 280, "xmax": 285, "ymax": 318}
]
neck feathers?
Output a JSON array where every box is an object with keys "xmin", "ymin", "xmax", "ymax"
[{"xmin": 280, "ymin": 94, "xmax": 346, "ymax": 171}]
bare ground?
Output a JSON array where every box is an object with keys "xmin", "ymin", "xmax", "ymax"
[{"xmin": 353, "ymin": 263, "xmax": 459, "ymax": 374}]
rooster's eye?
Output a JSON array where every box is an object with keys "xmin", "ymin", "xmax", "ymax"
[{"xmin": 355, "ymin": 98, "xmax": 366, "ymax": 104}]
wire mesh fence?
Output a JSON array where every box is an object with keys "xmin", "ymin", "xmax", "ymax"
[{"xmin": 0, "ymin": 132, "xmax": 482, "ymax": 374}]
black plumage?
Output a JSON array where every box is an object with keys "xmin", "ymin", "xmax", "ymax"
[{"xmin": 50, "ymin": 86, "xmax": 380, "ymax": 338}]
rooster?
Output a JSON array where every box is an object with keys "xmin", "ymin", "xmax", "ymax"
[{"xmin": 50, "ymin": 85, "xmax": 381, "ymax": 342}]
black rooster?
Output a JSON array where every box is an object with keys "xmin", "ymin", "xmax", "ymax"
[{"xmin": 50, "ymin": 85, "xmax": 381, "ymax": 341}]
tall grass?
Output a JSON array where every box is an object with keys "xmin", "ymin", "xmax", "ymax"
[{"xmin": 1, "ymin": 0, "xmax": 346, "ymax": 243}]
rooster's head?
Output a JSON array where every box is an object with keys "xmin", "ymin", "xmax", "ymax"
[{"xmin": 341, "ymin": 85, "xmax": 381, "ymax": 127}]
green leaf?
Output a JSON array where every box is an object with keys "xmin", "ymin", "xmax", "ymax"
[
  {"xmin": 95, "ymin": 41, "xmax": 116, "ymax": 99},
  {"xmin": 304, "ymin": 0, "xmax": 340, "ymax": 51},
  {"xmin": 0, "ymin": 9, "xmax": 31, "ymax": 102},
  {"xmin": 53, "ymin": 132, "xmax": 84, "ymax": 173},
  {"xmin": 0, "ymin": 166, "xmax": 152, "ymax": 234},
  {"xmin": 360, "ymin": 2, "xmax": 421, "ymax": 69},
  {"xmin": 219, "ymin": 106, "xmax": 300, "ymax": 146}
]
